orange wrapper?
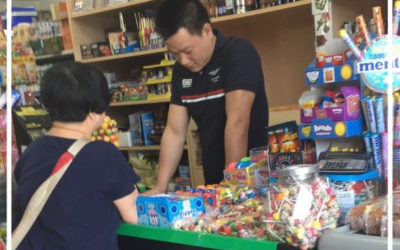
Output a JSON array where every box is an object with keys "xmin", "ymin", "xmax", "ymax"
[
  {"xmin": 372, "ymin": 6, "xmax": 385, "ymax": 37},
  {"xmin": 355, "ymin": 15, "xmax": 371, "ymax": 47}
]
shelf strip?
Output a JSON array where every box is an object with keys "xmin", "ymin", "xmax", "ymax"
[
  {"xmin": 211, "ymin": 0, "xmax": 311, "ymax": 24},
  {"xmin": 71, "ymin": 0, "xmax": 156, "ymax": 19},
  {"xmin": 78, "ymin": 47, "xmax": 167, "ymax": 64}
]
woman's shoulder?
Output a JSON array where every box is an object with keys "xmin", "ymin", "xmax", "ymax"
[{"xmin": 83, "ymin": 140, "xmax": 121, "ymax": 156}]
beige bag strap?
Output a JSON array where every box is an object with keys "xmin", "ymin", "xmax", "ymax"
[{"xmin": 12, "ymin": 139, "xmax": 89, "ymax": 250}]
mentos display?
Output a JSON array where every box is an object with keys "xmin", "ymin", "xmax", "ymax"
[{"xmin": 137, "ymin": 194, "xmax": 205, "ymax": 228}]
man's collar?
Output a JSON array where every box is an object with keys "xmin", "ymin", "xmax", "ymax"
[{"xmin": 213, "ymin": 29, "xmax": 228, "ymax": 50}]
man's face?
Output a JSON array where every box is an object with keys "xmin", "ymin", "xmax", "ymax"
[{"xmin": 166, "ymin": 25, "xmax": 214, "ymax": 73}]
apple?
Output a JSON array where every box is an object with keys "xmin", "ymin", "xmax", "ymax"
[
  {"xmin": 110, "ymin": 134, "xmax": 119, "ymax": 142},
  {"xmin": 98, "ymin": 129, "xmax": 105, "ymax": 136},
  {"xmin": 105, "ymin": 129, "xmax": 112, "ymax": 136}
]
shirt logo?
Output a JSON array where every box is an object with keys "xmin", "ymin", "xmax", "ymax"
[
  {"xmin": 182, "ymin": 79, "xmax": 192, "ymax": 88},
  {"xmin": 208, "ymin": 67, "xmax": 220, "ymax": 76}
]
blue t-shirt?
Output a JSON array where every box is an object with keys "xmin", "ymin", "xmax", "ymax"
[{"xmin": 13, "ymin": 136, "xmax": 140, "ymax": 250}]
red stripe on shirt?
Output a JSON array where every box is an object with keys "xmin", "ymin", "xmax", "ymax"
[{"xmin": 181, "ymin": 89, "xmax": 225, "ymax": 100}]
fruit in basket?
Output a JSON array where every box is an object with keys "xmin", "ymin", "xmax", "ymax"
[{"xmin": 91, "ymin": 115, "xmax": 119, "ymax": 147}]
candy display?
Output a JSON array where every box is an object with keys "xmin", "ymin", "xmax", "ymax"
[
  {"xmin": 300, "ymin": 86, "xmax": 361, "ymax": 124},
  {"xmin": 267, "ymin": 121, "xmax": 301, "ymax": 153},
  {"xmin": 91, "ymin": 115, "xmax": 119, "ymax": 147},
  {"xmin": 171, "ymin": 184, "xmax": 269, "ymax": 239},
  {"xmin": 223, "ymin": 157, "xmax": 269, "ymax": 187},
  {"xmin": 266, "ymin": 165, "xmax": 340, "ymax": 249},
  {"xmin": 267, "ymin": 121, "xmax": 304, "ymax": 177},
  {"xmin": 324, "ymin": 169, "xmax": 380, "ymax": 225}
]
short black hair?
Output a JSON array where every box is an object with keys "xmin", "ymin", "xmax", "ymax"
[
  {"xmin": 40, "ymin": 62, "xmax": 111, "ymax": 122},
  {"xmin": 156, "ymin": 0, "xmax": 210, "ymax": 40}
]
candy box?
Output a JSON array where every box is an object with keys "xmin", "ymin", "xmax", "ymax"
[
  {"xmin": 175, "ymin": 189, "xmax": 219, "ymax": 210},
  {"xmin": 300, "ymin": 86, "xmax": 361, "ymax": 123},
  {"xmin": 298, "ymin": 116, "xmax": 363, "ymax": 139},
  {"xmin": 136, "ymin": 194, "xmax": 205, "ymax": 228},
  {"xmin": 268, "ymin": 152, "xmax": 304, "ymax": 178},
  {"xmin": 305, "ymin": 57, "xmax": 358, "ymax": 86},
  {"xmin": 224, "ymin": 164, "xmax": 269, "ymax": 187}
]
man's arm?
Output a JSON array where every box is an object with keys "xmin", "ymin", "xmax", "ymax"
[
  {"xmin": 144, "ymin": 104, "xmax": 189, "ymax": 195},
  {"xmin": 224, "ymin": 89, "xmax": 255, "ymax": 165}
]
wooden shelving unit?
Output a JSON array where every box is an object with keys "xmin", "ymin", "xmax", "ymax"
[
  {"xmin": 66, "ymin": 0, "xmax": 380, "ymax": 187},
  {"xmin": 65, "ymin": 0, "xmax": 316, "ymax": 186}
]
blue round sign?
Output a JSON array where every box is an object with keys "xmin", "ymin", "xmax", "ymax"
[{"xmin": 357, "ymin": 35, "xmax": 400, "ymax": 93}]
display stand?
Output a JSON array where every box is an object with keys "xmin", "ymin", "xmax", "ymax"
[{"xmin": 117, "ymin": 223, "xmax": 298, "ymax": 250}]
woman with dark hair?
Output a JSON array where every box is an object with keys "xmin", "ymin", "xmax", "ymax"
[{"xmin": 12, "ymin": 62, "xmax": 140, "ymax": 250}]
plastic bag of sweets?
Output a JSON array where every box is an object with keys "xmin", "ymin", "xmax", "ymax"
[
  {"xmin": 324, "ymin": 169, "xmax": 380, "ymax": 225},
  {"xmin": 265, "ymin": 164, "xmax": 340, "ymax": 249},
  {"xmin": 379, "ymin": 190, "xmax": 400, "ymax": 238},
  {"xmin": 346, "ymin": 196, "xmax": 387, "ymax": 234}
]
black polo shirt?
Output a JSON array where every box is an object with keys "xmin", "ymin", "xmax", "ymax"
[{"xmin": 171, "ymin": 30, "xmax": 268, "ymax": 184}]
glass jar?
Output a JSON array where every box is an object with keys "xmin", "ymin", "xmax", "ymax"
[
  {"xmin": 265, "ymin": 164, "xmax": 340, "ymax": 249},
  {"xmin": 324, "ymin": 169, "xmax": 381, "ymax": 225},
  {"xmin": 277, "ymin": 164, "xmax": 318, "ymax": 185}
]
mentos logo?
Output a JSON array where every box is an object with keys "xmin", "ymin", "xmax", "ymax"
[{"xmin": 356, "ymin": 35, "xmax": 400, "ymax": 93}]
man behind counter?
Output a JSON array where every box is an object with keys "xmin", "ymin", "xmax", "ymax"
[{"xmin": 146, "ymin": 0, "xmax": 268, "ymax": 193}]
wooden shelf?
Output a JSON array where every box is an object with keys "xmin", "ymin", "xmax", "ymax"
[
  {"xmin": 119, "ymin": 145, "xmax": 188, "ymax": 151},
  {"xmin": 109, "ymin": 98, "xmax": 170, "ymax": 107},
  {"xmin": 70, "ymin": 0, "xmax": 155, "ymax": 19},
  {"xmin": 78, "ymin": 47, "xmax": 167, "ymax": 63},
  {"xmin": 35, "ymin": 50, "xmax": 74, "ymax": 62},
  {"xmin": 71, "ymin": 0, "xmax": 311, "ymax": 22},
  {"xmin": 143, "ymin": 60, "xmax": 176, "ymax": 69},
  {"xmin": 211, "ymin": 0, "xmax": 311, "ymax": 24},
  {"xmin": 146, "ymin": 77, "xmax": 172, "ymax": 85}
]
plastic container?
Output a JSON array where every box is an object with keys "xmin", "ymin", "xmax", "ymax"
[
  {"xmin": 324, "ymin": 169, "xmax": 380, "ymax": 225},
  {"xmin": 266, "ymin": 164, "xmax": 340, "ymax": 249}
]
